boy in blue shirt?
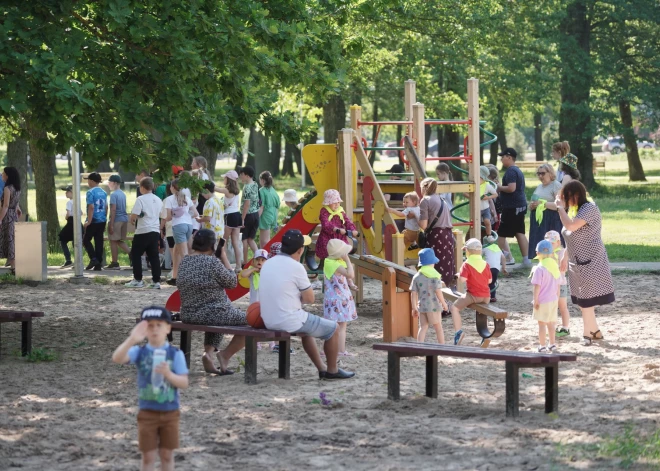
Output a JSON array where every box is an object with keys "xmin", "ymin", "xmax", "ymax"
[
  {"xmin": 107, "ymin": 174, "xmax": 131, "ymax": 269},
  {"xmin": 113, "ymin": 306, "xmax": 189, "ymax": 471},
  {"xmin": 83, "ymin": 172, "xmax": 108, "ymax": 270}
]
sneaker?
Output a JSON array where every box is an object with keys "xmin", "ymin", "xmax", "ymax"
[
  {"xmin": 407, "ymin": 243, "xmax": 419, "ymax": 250},
  {"xmin": 60, "ymin": 261, "xmax": 73, "ymax": 268},
  {"xmin": 93, "ymin": 262, "xmax": 102, "ymax": 271},
  {"xmin": 522, "ymin": 259, "xmax": 532, "ymax": 268},
  {"xmin": 125, "ymin": 279, "xmax": 144, "ymax": 288},
  {"xmin": 311, "ymin": 280, "xmax": 323, "ymax": 290},
  {"xmin": 505, "ymin": 253, "xmax": 516, "ymax": 265},
  {"xmin": 85, "ymin": 261, "xmax": 97, "ymax": 270},
  {"xmin": 166, "ymin": 278, "xmax": 177, "ymax": 286},
  {"xmin": 538, "ymin": 345, "xmax": 548, "ymax": 353},
  {"xmin": 106, "ymin": 262, "xmax": 121, "ymax": 270},
  {"xmin": 271, "ymin": 345, "xmax": 279, "ymax": 353},
  {"xmin": 548, "ymin": 344, "xmax": 558, "ymax": 352},
  {"xmin": 322, "ymin": 368, "xmax": 355, "ymax": 380},
  {"xmin": 146, "ymin": 282, "xmax": 161, "ymax": 289},
  {"xmin": 490, "ymin": 297, "xmax": 497, "ymax": 303},
  {"xmin": 555, "ymin": 327, "xmax": 570, "ymax": 338},
  {"xmin": 454, "ymin": 330, "xmax": 465, "ymax": 345},
  {"xmin": 485, "ymin": 235, "xmax": 496, "ymax": 244}
]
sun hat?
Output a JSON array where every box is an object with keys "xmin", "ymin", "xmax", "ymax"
[
  {"xmin": 281, "ymin": 229, "xmax": 312, "ymax": 252},
  {"xmin": 323, "ymin": 189, "xmax": 342, "ymax": 206},
  {"xmin": 418, "ymin": 248, "xmax": 440, "ymax": 267},
  {"xmin": 171, "ymin": 165, "xmax": 185, "ymax": 176},
  {"xmin": 268, "ymin": 242, "xmax": 282, "ymax": 258},
  {"xmin": 498, "ymin": 147, "xmax": 518, "ymax": 159},
  {"xmin": 108, "ymin": 174, "xmax": 122, "ymax": 184},
  {"xmin": 327, "ymin": 239, "xmax": 352, "ymax": 259},
  {"xmin": 479, "ymin": 166, "xmax": 490, "ymax": 180},
  {"xmin": 87, "ymin": 172, "xmax": 102, "ymax": 183},
  {"xmin": 221, "ymin": 170, "xmax": 239, "ymax": 181},
  {"xmin": 253, "ymin": 249, "xmax": 269, "ymax": 260},
  {"xmin": 60, "ymin": 185, "xmax": 73, "ymax": 192},
  {"xmin": 283, "ymin": 189, "xmax": 298, "ymax": 203},
  {"xmin": 387, "ymin": 164, "xmax": 405, "ymax": 173},
  {"xmin": 140, "ymin": 306, "xmax": 172, "ymax": 324},
  {"xmin": 535, "ymin": 240, "xmax": 553, "ymax": 256},
  {"xmin": 559, "ymin": 153, "xmax": 578, "ymax": 169},
  {"xmin": 464, "ymin": 238, "xmax": 482, "ymax": 251},
  {"xmin": 544, "ymin": 231, "xmax": 561, "ymax": 243}
]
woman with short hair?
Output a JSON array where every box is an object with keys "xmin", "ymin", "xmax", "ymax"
[
  {"xmin": 418, "ymin": 177, "xmax": 455, "ymax": 286},
  {"xmin": 177, "ymin": 229, "xmax": 246, "ymax": 374},
  {"xmin": 0, "ymin": 167, "xmax": 22, "ymax": 272},
  {"xmin": 528, "ymin": 163, "xmax": 563, "ymax": 252},
  {"xmin": 556, "ymin": 181, "xmax": 614, "ymax": 346}
]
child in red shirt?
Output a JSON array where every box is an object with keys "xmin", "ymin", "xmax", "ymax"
[{"xmin": 449, "ymin": 238, "xmax": 492, "ymax": 345}]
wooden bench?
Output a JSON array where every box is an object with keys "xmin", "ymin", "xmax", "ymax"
[
  {"xmin": 373, "ymin": 342, "xmax": 577, "ymax": 417},
  {"xmin": 0, "ymin": 310, "xmax": 45, "ymax": 357},
  {"xmin": 169, "ymin": 322, "xmax": 292, "ymax": 384},
  {"xmin": 517, "ymin": 160, "xmax": 605, "ymax": 175}
]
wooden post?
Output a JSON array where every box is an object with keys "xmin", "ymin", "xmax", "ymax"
[
  {"xmin": 404, "ymin": 80, "xmax": 416, "ymax": 138},
  {"xmin": 356, "ymin": 235, "xmax": 365, "ymax": 304},
  {"xmin": 467, "ymin": 78, "xmax": 481, "ymax": 241},
  {"xmin": 278, "ymin": 339, "xmax": 291, "ymax": 379},
  {"xmin": 392, "ymin": 233, "xmax": 405, "ymax": 267},
  {"xmin": 388, "ymin": 351, "xmax": 401, "ymax": 400},
  {"xmin": 244, "ymin": 336, "xmax": 258, "ymax": 384},
  {"xmin": 425, "ymin": 355, "xmax": 438, "ymax": 398},
  {"xmin": 337, "ymin": 128, "xmax": 354, "ymax": 220},
  {"xmin": 545, "ymin": 364, "xmax": 559, "ymax": 413},
  {"xmin": 350, "ymin": 105, "xmax": 362, "ymax": 138},
  {"xmin": 179, "ymin": 331, "xmax": 192, "ymax": 368},
  {"xmin": 453, "ymin": 229, "xmax": 465, "ymax": 292},
  {"xmin": 412, "ymin": 103, "xmax": 425, "ymax": 171},
  {"xmin": 505, "ymin": 361, "xmax": 520, "ymax": 417},
  {"xmin": 21, "ymin": 320, "xmax": 32, "ymax": 357}
]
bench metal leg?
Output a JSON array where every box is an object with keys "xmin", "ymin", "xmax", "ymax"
[
  {"xmin": 21, "ymin": 320, "xmax": 32, "ymax": 357},
  {"xmin": 545, "ymin": 364, "xmax": 559, "ymax": 414},
  {"xmin": 0, "ymin": 323, "xmax": 2, "ymax": 358},
  {"xmin": 278, "ymin": 339, "xmax": 290, "ymax": 379},
  {"xmin": 387, "ymin": 351, "xmax": 401, "ymax": 400},
  {"xmin": 179, "ymin": 331, "xmax": 192, "ymax": 368},
  {"xmin": 505, "ymin": 361, "xmax": 520, "ymax": 417},
  {"xmin": 476, "ymin": 313, "xmax": 506, "ymax": 344},
  {"xmin": 426, "ymin": 355, "xmax": 438, "ymax": 398},
  {"xmin": 244, "ymin": 336, "xmax": 258, "ymax": 384}
]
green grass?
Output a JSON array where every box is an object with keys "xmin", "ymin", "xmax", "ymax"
[{"xmin": 25, "ymin": 347, "xmax": 58, "ymax": 363}]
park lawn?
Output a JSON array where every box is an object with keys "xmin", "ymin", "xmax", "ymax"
[{"xmin": 16, "ymin": 156, "xmax": 660, "ymax": 266}]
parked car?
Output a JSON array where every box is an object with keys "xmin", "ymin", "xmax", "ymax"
[
  {"xmin": 603, "ymin": 137, "xmax": 655, "ymax": 154},
  {"xmin": 426, "ymin": 140, "xmax": 463, "ymax": 158},
  {"xmin": 382, "ymin": 141, "xmax": 400, "ymax": 157}
]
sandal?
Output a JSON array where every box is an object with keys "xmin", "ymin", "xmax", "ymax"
[
  {"xmin": 201, "ymin": 353, "xmax": 222, "ymax": 374},
  {"xmin": 590, "ymin": 330, "xmax": 604, "ymax": 340},
  {"xmin": 581, "ymin": 336, "xmax": 592, "ymax": 346}
]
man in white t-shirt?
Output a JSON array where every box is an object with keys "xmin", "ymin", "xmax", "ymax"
[
  {"xmin": 259, "ymin": 230, "xmax": 355, "ymax": 381},
  {"xmin": 125, "ymin": 177, "xmax": 164, "ymax": 289}
]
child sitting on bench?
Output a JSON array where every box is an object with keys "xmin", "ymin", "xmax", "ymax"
[
  {"xmin": 449, "ymin": 238, "xmax": 492, "ymax": 345},
  {"xmin": 240, "ymin": 249, "xmax": 272, "ymax": 351},
  {"xmin": 410, "ymin": 248, "xmax": 449, "ymax": 343},
  {"xmin": 112, "ymin": 306, "xmax": 189, "ymax": 471}
]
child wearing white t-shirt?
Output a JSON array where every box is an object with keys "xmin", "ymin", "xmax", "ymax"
[
  {"xmin": 387, "ymin": 192, "xmax": 421, "ymax": 250},
  {"xmin": 482, "ymin": 240, "xmax": 507, "ymax": 302}
]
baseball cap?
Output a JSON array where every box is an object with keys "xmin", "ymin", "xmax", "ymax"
[
  {"xmin": 269, "ymin": 242, "xmax": 282, "ymax": 257},
  {"xmin": 108, "ymin": 174, "xmax": 122, "ymax": 184},
  {"xmin": 140, "ymin": 306, "xmax": 172, "ymax": 324},
  {"xmin": 464, "ymin": 238, "xmax": 482, "ymax": 251},
  {"xmin": 479, "ymin": 166, "xmax": 490, "ymax": 180},
  {"xmin": 535, "ymin": 240, "xmax": 553, "ymax": 256},
  {"xmin": 498, "ymin": 148, "xmax": 518, "ymax": 159},
  {"xmin": 281, "ymin": 229, "xmax": 311, "ymax": 252},
  {"xmin": 253, "ymin": 249, "xmax": 269, "ymax": 260},
  {"xmin": 221, "ymin": 170, "xmax": 239, "ymax": 181},
  {"xmin": 87, "ymin": 172, "xmax": 102, "ymax": 183},
  {"xmin": 60, "ymin": 185, "xmax": 73, "ymax": 192},
  {"xmin": 544, "ymin": 231, "xmax": 561, "ymax": 243},
  {"xmin": 172, "ymin": 165, "xmax": 185, "ymax": 176},
  {"xmin": 387, "ymin": 164, "xmax": 405, "ymax": 173}
]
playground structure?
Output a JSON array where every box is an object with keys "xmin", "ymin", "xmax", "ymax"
[{"xmin": 166, "ymin": 78, "xmax": 508, "ymax": 346}]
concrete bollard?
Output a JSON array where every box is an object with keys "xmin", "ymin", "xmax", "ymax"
[{"xmin": 15, "ymin": 222, "xmax": 47, "ymax": 282}]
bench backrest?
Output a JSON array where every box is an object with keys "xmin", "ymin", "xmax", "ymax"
[{"xmin": 169, "ymin": 322, "xmax": 291, "ymax": 339}]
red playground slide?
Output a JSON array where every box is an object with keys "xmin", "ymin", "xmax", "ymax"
[{"xmin": 165, "ymin": 209, "xmax": 318, "ymax": 312}]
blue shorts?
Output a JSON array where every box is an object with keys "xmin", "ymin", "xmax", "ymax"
[
  {"xmin": 481, "ymin": 207, "xmax": 492, "ymax": 221},
  {"xmin": 294, "ymin": 313, "xmax": 337, "ymax": 341},
  {"xmin": 172, "ymin": 223, "xmax": 193, "ymax": 244}
]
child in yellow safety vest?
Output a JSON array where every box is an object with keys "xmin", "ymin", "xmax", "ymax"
[
  {"xmin": 479, "ymin": 166, "xmax": 498, "ymax": 244},
  {"xmin": 410, "ymin": 248, "xmax": 450, "ymax": 343},
  {"xmin": 449, "ymin": 238, "xmax": 492, "ymax": 345},
  {"xmin": 482, "ymin": 239, "xmax": 507, "ymax": 302},
  {"xmin": 530, "ymin": 240, "xmax": 561, "ymax": 353}
]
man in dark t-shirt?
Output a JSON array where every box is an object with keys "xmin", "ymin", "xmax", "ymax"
[{"xmin": 496, "ymin": 148, "xmax": 530, "ymax": 267}]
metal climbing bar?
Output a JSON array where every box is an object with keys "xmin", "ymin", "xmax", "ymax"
[{"xmin": 358, "ymin": 120, "xmax": 413, "ymax": 126}]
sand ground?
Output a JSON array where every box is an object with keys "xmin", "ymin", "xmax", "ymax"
[{"xmin": 1, "ymin": 271, "xmax": 659, "ymax": 470}]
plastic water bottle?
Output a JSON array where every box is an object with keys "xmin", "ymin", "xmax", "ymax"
[{"xmin": 151, "ymin": 349, "xmax": 167, "ymax": 391}]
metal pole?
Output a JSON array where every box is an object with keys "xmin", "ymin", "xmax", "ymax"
[
  {"xmin": 299, "ymin": 100, "xmax": 306, "ymax": 188},
  {"xmin": 71, "ymin": 146, "xmax": 84, "ymax": 278}
]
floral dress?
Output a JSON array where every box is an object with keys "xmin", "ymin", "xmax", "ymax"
[
  {"xmin": 0, "ymin": 185, "xmax": 20, "ymax": 260},
  {"xmin": 316, "ymin": 208, "xmax": 357, "ymax": 260},
  {"xmin": 323, "ymin": 262, "xmax": 357, "ymax": 323}
]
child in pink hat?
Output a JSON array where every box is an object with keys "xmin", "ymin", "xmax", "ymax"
[{"xmin": 317, "ymin": 189, "xmax": 358, "ymax": 290}]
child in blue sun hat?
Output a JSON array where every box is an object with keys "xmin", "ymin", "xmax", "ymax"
[
  {"xmin": 530, "ymin": 240, "xmax": 561, "ymax": 353},
  {"xmin": 410, "ymin": 248, "xmax": 449, "ymax": 343}
]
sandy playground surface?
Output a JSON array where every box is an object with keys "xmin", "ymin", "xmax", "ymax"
[{"xmin": 1, "ymin": 270, "xmax": 659, "ymax": 470}]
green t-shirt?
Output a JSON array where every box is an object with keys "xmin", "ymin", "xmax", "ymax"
[
  {"xmin": 258, "ymin": 186, "xmax": 281, "ymax": 229},
  {"xmin": 155, "ymin": 183, "xmax": 167, "ymax": 201},
  {"xmin": 241, "ymin": 181, "xmax": 260, "ymax": 214}
]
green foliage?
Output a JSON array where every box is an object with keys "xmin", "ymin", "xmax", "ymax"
[{"xmin": 26, "ymin": 348, "xmax": 58, "ymax": 363}]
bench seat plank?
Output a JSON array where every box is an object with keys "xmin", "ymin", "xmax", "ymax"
[{"xmin": 170, "ymin": 323, "xmax": 291, "ymax": 339}]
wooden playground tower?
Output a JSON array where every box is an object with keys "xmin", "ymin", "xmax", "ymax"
[{"xmin": 335, "ymin": 78, "xmax": 489, "ymax": 341}]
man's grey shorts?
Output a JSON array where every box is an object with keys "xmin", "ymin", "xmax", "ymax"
[{"xmin": 294, "ymin": 313, "xmax": 337, "ymax": 341}]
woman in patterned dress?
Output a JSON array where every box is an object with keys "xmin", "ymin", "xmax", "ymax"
[
  {"xmin": 177, "ymin": 229, "xmax": 246, "ymax": 374},
  {"xmin": 418, "ymin": 178, "xmax": 455, "ymax": 288},
  {"xmin": 556, "ymin": 181, "xmax": 614, "ymax": 346},
  {"xmin": 0, "ymin": 167, "xmax": 22, "ymax": 272}
]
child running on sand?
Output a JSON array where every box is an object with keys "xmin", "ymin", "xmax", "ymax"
[
  {"xmin": 545, "ymin": 230, "xmax": 571, "ymax": 338},
  {"xmin": 449, "ymin": 238, "xmax": 492, "ymax": 345},
  {"xmin": 323, "ymin": 239, "xmax": 358, "ymax": 356},
  {"xmin": 112, "ymin": 306, "xmax": 189, "ymax": 471},
  {"xmin": 410, "ymin": 248, "xmax": 449, "ymax": 343},
  {"xmin": 530, "ymin": 240, "xmax": 561, "ymax": 352}
]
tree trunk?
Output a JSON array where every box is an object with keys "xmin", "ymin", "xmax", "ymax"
[
  {"xmin": 269, "ymin": 133, "xmax": 282, "ymax": 177},
  {"xmin": 369, "ymin": 94, "xmax": 379, "ymax": 166},
  {"xmin": 52, "ymin": 153, "xmax": 59, "ymax": 175},
  {"xmin": 193, "ymin": 136, "xmax": 218, "ymax": 179},
  {"xmin": 250, "ymin": 128, "xmax": 269, "ymax": 175},
  {"xmin": 438, "ymin": 124, "xmax": 462, "ymax": 181},
  {"xmin": 95, "ymin": 159, "xmax": 112, "ymax": 172},
  {"xmin": 282, "ymin": 141, "xmax": 297, "ymax": 176},
  {"xmin": 534, "ymin": 112, "xmax": 544, "ymax": 161},
  {"xmin": 493, "ymin": 104, "xmax": 507, "ymax": 157},
  {"xmin": 234, "ymin": 140, "xmax": 244, "ymax": 169},
  {"xmin": 323, "ymin": 94, "xmax": 346, "ymax": 144},
  {"xmin": 246, "ymin": 127, "xmax": 257, "ymax": 169},
  {"xmin": 6, "ymin": 137, "xmax": 29, "ymax": 215},
  {"xmin": 619, "ymin": 99, "xmax": 646, "ymax": 181},
  {"xmin": 396, "ymin": 125, "xmax": 403, "ymax": 166},
  {"xmin": 26, "ymin": 121, "xmax": 60, "ymax": 248},
  {"xmin": 558, "ymin": 1, "xmax": 594, "ymax": 188},
  {"xmin": 67, "ymin": 150, "xmax": 72, "ymax": 176}
]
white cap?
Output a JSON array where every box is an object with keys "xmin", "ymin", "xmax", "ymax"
[
  {"xmin": 283, "ymin": 189, "xmax": 298, "ymax": 203},
  {"xmin": 464, "ymin": 238, "xmax": 482, "ymax": 251}
]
